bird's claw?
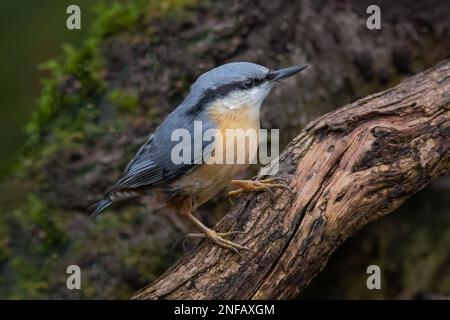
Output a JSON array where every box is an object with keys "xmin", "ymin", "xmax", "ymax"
[{"xmin": 228, "ymin": 177, "xmax": 293, "ymax": 200}]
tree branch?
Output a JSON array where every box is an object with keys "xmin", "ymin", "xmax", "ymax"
[{"xmin": 133, "ymin": 59, "xmax": 450, "ymax": 300}]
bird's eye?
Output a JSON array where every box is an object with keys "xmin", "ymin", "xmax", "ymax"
[{"xmin": 242, "ymin": 79, "xmax": 254, "ymax": 89}]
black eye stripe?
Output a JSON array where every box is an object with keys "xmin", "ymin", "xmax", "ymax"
[
  {"xmin": 186, "ymin": 74, "xmax": 269, "ymax": 116},
  {"xmin": 186, "ymin": 82, "xmax": 239, "ymax": 116}
]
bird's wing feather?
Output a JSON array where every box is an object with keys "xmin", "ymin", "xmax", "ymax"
[
  {"xmin": 109, "ymin": 110, "xmax": 214, "ymax": 193},
  {"xmin": 123, "ymin": 133, "xmax": 154, "ymax": 174}
]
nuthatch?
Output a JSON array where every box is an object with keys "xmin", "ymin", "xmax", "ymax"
[{"xmin": 89, "ymin": 62, "xmax": 305, "ymax": 253}]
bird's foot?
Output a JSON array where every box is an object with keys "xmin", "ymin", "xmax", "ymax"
[
  {"xmin": 186, "ymin": 229, "xmax": 252, "ymax": 254},
  {"xmin": 228, "ymin": 178, "xmax": 293, "ymax": 202}
]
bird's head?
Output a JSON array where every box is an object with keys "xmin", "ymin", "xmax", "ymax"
[{"xmin": 185, "ymin": 62, "xmax": 306, "ymax": 115}]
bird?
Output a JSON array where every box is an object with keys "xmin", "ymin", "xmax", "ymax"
[{"xmin": 89, "ymin": 62, "xmax": 306, "ymax": 253}]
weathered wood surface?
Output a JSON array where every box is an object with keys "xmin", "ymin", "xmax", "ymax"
[{"xmin": 133, "ymin": 59, "xmax": 450, "ymax": 300}]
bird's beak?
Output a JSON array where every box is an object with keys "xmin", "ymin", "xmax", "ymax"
[{"xmin": 269, "ymin": 65, "xmax": 307, "ymax": 82}]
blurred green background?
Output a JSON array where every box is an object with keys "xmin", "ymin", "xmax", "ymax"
[
  {"xmin": 0, "ymin": 0, "xmax": 448, "ymax": 299},
  {"xmin": 0, "ymin": 0, "xmax": 102, "ymax": 169}
]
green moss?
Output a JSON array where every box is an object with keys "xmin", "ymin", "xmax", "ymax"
[
  {"xmin": 24, "ymin": 1, "xmax": 148, "ymax": 153},
  {"xmin": 91, "ymin": 0, "xmax": 198, "ymax": 38},
  {"xmin": 0, "ymin": 0, "xmax": 199, "ymax": 299},
  {"xmin": 0, "ymin": 194, "xmax": 69, "ymax": 299},
  {"xmin": 91, "ymin": 1, "xmax": 146, "ymax": 37},
  {"xmin": 7, "ymin": 256, "xmax": 48, "ymax": 299},
  {"xmin": 13, "ymin": 194, "xmax": 68, "ymax": 254},
  {"xmin": 22, "ymin": 0, "xmax": 198, "ymax": 169},
  {"xmin": 108, "ymin": 89, "xmax": 140, "ymax": 112}
]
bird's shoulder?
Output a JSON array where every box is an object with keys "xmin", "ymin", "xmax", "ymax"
[{"xmin": 109, "ymin": 107, "xmax": 214, "ymax": 192}]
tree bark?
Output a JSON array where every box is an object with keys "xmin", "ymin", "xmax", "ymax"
[{"xmin": 132, "ymin": 59, "xmax": 450, "ymax": 300}]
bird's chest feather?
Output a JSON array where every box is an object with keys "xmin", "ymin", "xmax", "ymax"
[
  {"xmin": 171, "ymin": 105, "xmax": 260, "ymax": 205},
  {"xmin": 210, "ymin": 104, "xmax": 260, "ymax": 161}
]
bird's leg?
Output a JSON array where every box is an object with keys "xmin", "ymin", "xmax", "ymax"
[
  {"xmin": 181, "ymin": 198, "xmax": 251, "ymax": 254},
  {"xmin": 228, "ymin": 177, "xmax": 293, "ymax": 200},
  {"xmin": 185, "ymin": 213, "xmax": 252, "ymax": 254}
]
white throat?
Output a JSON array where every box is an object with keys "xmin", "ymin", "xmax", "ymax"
[{"xmin": 217, "ymin": 84, "xmax": 271, "ymax": 111}]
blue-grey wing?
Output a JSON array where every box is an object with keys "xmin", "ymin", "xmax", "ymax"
[
  {"xmin": 109, "ymin": 109, "xmax": 214, "ymax": 193},
  {"xmin": 123, "ymin": 133, "xmax": 154, "ymax": 174}
]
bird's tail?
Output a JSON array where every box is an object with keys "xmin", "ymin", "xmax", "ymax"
[
  {"xmin": 87, "ymin": 197, "xmax": 113, "ymax": 217},
  {"xmin": 87, "ymin": 191, "xmax": 139, "ymax": 217}
]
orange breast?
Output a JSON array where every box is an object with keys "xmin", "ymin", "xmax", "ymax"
[
  {"xmin": 172, "ymin": 105, "xmax": 260, "ymax": 207},
  {"xmin": 209, "ymin": 104, "xmax": 260, "ymax": 165}
]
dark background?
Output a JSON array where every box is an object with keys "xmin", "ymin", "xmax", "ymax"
[
  {"xmin": 0, "ymin": 0, "xmax": 104, "ymax": 169},
  {"xmin": 0, "ymin": 0, "xmax": 449, "ymax": 299}
]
